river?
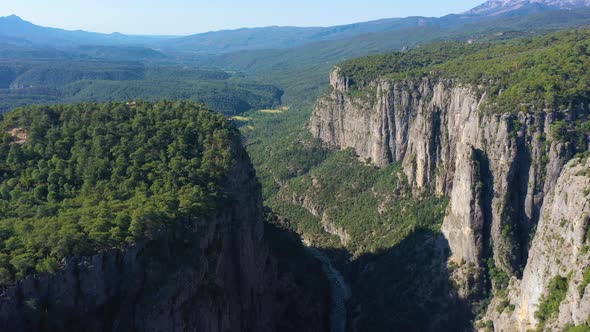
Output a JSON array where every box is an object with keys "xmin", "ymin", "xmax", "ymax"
[{"xmin": 305, "ymin": 246, "xmax": 351, "ymax": 332}]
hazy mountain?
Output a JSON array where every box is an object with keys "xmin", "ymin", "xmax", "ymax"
[
  {"xmin": 468, "ymin": 0, "xmax": 590, "ymax": 15},
  {"xmin": 0, "ymin": 15, "xmax": 172, "ymax": 47},
  {"xmin": 165, "ymin": 17, "xmax": 431, "ymax": 53},
  {"xmin": 193, "ymin": 6, "xmax": 590, "ymax": 74},
  {"xmin": 164, "ymin": 0, "xmax": 590, "ymax": 54},
  {"xmin": 4, "ymin": 0, "xmax": 590, "ymax": 55}
]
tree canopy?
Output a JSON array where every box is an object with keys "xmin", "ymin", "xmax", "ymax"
[
  {"xmin": 0, "ymin": 100, "xmax": 237, "ymax": 284},
  {"xmin": 338, "ymin": 29, "xmax": 590, "ymax": 113}
]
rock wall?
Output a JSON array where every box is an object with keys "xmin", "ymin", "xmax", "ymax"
[
  {"xmin": 311, "ymin": 67, "xmax": 571, "ymax": 275},
  {"xmin": 483, "ymin": 157, "xmax": 590, "ymax": 331},
  {"xmin": 310, "ymin": 67, "xmax": 589, "ymax": 326},
  {"xmin": 0, "ymin": 139, "xmax": 330, "ymax": 332}
]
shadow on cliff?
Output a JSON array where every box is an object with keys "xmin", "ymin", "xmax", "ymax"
[
  {"xmin": 263, "ymin": 220, "xmax": 333, "ymax": 332},
  {"xmin": 312, "ymin": 228, "xmax": 472, "ymax": 332}
]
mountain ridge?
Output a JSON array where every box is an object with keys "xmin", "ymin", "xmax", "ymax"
[
  {"xmin": 4, "ymin": 0, "xmax": 590, "ymax": 54},
  {"xmin": 0, "ymin": 15, "xmax": 173, "ymax": 47},
  {"xmin": 468, "ymin": 0, "xmax": 590, "ymax": 15}
]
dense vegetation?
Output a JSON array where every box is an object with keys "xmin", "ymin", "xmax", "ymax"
[
  {"xmin": 0, "ymin": 101, "xmax": 237, "ymax": 284},
  {"xmin": 0, "ymin": 60, "xmax": 282, "ymax": 115},
  {"xmin": 339, "ymin": 29, "xmax": 590, "ymax": 113},
  {"xmin": 580, "ymin": 267, "xmax": 590, "ymax": 296},
  {"xmin": 236, "ymin": 105, "xmax": 460, "ymax": 330},
  {"xmin": 239, "ymin": 109, "xmax": 329, "ymax": 199},
  {"xmin": 272, "ymin": 149, "xmax": 448, "ymax": 255},
  {"xmin": 2, "ymin": 7, "xmax": 590, "ymax": 331},
  {"xmin": 239, "ymin": 109, "xmax": 448, "ymax": 254}
]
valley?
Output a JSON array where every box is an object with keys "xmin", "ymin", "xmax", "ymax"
[{"xmin": 0, "ymin": 0, "xmax": 590, "ymax": 331}]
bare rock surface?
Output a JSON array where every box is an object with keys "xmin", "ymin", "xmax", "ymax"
[{"xmin": 310, "ymin": 67, "xmax": 589, "ymax": 329}]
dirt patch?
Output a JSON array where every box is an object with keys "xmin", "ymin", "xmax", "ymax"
[{"xmin": 7, "ymin": 127, "xmax": 28, "ymax": 145}]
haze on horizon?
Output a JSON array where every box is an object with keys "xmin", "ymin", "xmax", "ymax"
[{"xmin": 1, "ymin": 0, "xmax": 484, "ymax": 35}]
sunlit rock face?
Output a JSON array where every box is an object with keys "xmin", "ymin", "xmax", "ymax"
[{"xmin": 310, "ymin": 67, "xmax": 590, "ymax": 330}]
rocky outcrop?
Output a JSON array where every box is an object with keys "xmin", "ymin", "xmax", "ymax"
[
  {"xmin": 311, "ymin": 68, "xmax": 572, "ymax": 276},
  {"xmin": 442, "ymin": 143, "xmax": 486, "ymax": 267},
  {"xmin": 441, "ymin": 143, "xmax": 488, "ymax": 300},
  {"xmin": 289, "ymin": 192, "xmax": 351, "ymax": 246},
  {"xmin": 483, "ymin": 157, "xmax": 590, "ymax": 331},
  {"xmin": 310, "ymin": 67, "xmax": 588, "ymax": 324},
  {"xmin": 0, "ymin": 139, "xmax": 330, "ymax": 331}
]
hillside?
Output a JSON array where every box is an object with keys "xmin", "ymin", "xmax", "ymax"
[
  {"xmin": 196, "ymin": 6, "xmax": 590, "ymax": 106},
  {"xmin": 3, "ymin": 0, "xmax": 590, "ymax": 56},
  {"xmin": 3, "ymin": 4, "xmax": 590, "ymax": 111}
]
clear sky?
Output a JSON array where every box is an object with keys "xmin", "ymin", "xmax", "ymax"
[{"xmin": 1, "ymin": 0, "xmax": 486, "ymax": 35}]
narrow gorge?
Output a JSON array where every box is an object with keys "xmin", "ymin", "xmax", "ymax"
[{"xmin": 306, "ymin": 52, "xmax": 590, "ymax": 330}]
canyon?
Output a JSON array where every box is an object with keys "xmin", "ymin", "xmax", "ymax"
[{"xmin": 308, "ymin": 66, "xmax": 590, "ymax": 330}]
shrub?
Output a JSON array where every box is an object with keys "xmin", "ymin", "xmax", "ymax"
[
  {"xmin": 488, "ymin": 259, "xmax": 510, "ymax": 291},
  {"xmin": 579, "ymin": 267, "xmax": 590, "ymax": 297},
  {"xmin": 551, "ymin": 121, "xmax": 571, "ymax": 143},
  {"xmin": 566, "ymin": 324, "xmax": 590, "ymax": 332},
  {"xmin": 535, "ymin": 275, "xmax": 569, "ymax": 328},
  {"xmin": 497, "ymin": 298, "xmax": 510, "ymax": 313}
]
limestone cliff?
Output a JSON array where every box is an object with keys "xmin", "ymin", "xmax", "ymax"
[
  {"xmin": 483, "ymin": 157, "xmax": 590, "ymax": 331},
  {"xmin": 0, "ymin": 137, "xmax": 330, "ymax": 332},
  {"xmin": 309, "ymin": 66, "xmax": 589, "ymax": 327}
]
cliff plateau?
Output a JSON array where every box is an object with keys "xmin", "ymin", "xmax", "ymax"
[{"xmin": 0, "ymin": 104, "xmax": 330, "ymax": 332}]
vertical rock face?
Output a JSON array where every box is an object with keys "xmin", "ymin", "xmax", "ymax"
[
  {"xmin": 440, "ymin": 144, "xmax": 488, "ymax": 300},
  {"xmin": 484, "ymin": 157, "xmax": 590, "ymax": 331},
  {"xmin": 442, "ymin": 143, "xmax": 486, "ymax": 267},
  {"xmin": 0, "ymin": 141, "xmax": 330, "ymax": 332},
  {"xmin": 310, "ymin": 68, "xmax": 569, "ymax": 276},
  {"xmin": 310, "ymin": 67, "xmax": 588, "ymax": 324}
]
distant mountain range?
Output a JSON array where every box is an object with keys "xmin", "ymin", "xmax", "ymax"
[
  {"xmin": 0, "ymin": 15, "xmax": 172, "ymax": 48},
  {"xmin": 167, "ymin": 0, "xmax": 590, "ymax": 53},
  {"xmin": 2, "ymin": 0, "xmax": 590, "ymax": 55}
]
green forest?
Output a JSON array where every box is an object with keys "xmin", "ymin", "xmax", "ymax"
[
  {"xmin": 339, "ymin": 29, "xmax": 590, "ymax": 113},
  {"xmin": 0, "ymin": 61, "xmax": 283, "ymax": 115},
  {"xmin": 0, "ymin": 101, "xmax": 236, "ymax": 284}
]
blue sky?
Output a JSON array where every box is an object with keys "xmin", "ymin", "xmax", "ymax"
[{"xmin": 1, "ymin": 0, "xmax": 485, "ymax": 35}]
